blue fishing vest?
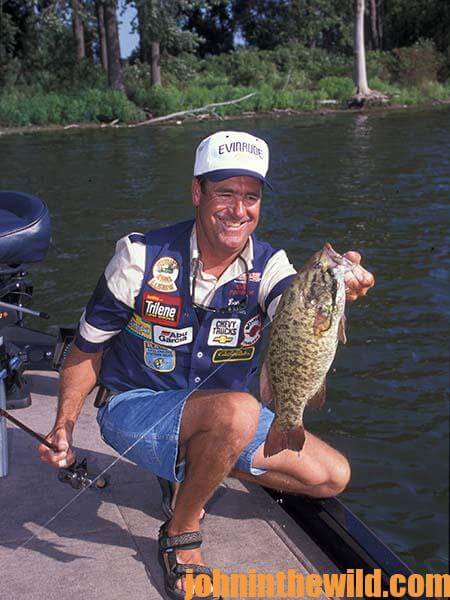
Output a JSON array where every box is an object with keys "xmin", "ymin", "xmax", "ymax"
[{"xmin": 100, "ymin": 220, "xmax": 288, "ymax": 393}]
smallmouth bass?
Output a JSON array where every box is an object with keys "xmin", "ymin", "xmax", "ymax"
[{"xmin": 264, "ymin": 243, "xmax": 354, "ymax": 457}]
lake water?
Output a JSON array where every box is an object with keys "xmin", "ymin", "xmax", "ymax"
[{"xmin": 1, "ymin": 107, "xmax": 448, "ymax": 573}]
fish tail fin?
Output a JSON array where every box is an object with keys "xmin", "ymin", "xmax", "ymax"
[{"xmin": 263, "ymin": 418, "xmax": 306, "ymax": 457}]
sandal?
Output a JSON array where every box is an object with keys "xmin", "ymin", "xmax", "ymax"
[
  {"xmin": 158, "ymin": 520, "xmax": 221, "ymax": 600},
  {"xmin": 157, "ymin": 476, "xmax": 206, "ymax": 521}
]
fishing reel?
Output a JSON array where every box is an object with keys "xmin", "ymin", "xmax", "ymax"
[{"xmin": 57, "ymin": 458, "xmax": 108, "ymax": 490}]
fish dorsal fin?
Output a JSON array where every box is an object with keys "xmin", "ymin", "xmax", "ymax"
[
  {"xmin": 313, "ymin": 311, "xmax": 332, "ymax": 335},
  {"xmin": 338, "ymin": 314, "xmax": 347, "ymax": 344},
  {"xmin": 308, "ymin": 380, "xmax": 326, "ymax": 409}
]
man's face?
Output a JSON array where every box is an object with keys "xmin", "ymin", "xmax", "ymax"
[{"xmin": 192, "ymin": 175, "xmax": 262, "ymax": 257}]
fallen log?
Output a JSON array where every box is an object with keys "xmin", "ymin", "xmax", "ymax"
[{"xmin": 129, "ymin": 92, "xmax": 257, "ymax": 127}]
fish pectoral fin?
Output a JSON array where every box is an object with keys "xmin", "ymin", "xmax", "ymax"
[
  {"xmin": 313, "ymin": 310, "xmax": 332, "ymax": 335},
  {"xmin": 338, "ymin": 314, "xmax": 347, "ymax": 344},
  {"xmin": 308, "ymin": 380, "xmax": 326, "ymax": 409},
  {"xmin": 263, "ymin": 419, "xmax": 305, "ymax": 457}
]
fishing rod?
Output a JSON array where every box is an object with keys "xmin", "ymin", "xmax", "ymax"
[
  {"xmin": 0, "ymin": 300, "xmax": 50, "ymax": 320},
  {"xmin": 0, "ymin": 407, "xmax": 108, "ymax": 490}
]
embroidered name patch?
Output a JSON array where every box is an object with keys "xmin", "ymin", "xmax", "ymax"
[
  {"xmin": 241, "ymin": 314, "xmax": 262, "ymax": 346},
  {"xmin": 148, "ymin": 256, "xmax": 179, "ymax": 293},
  {"xmin": 126, "ymin": 313, "xmax": 153, "ymax": 340},
  {"xmin": 153, "ymin": 325, "xmax": 193, "ymax": 347},
  {"xmin": 212, "ymin": 347, "xmax": 255, "ymax": 363},
  {"xmin": 144, "ymin": 342, "xmax": 176, "ymax": 372},
  {"xmin": 207, "ymin": 318, "xmax": 241, "ymax": 347},
  {"xmin": 142, "ymin": 292, "xmax": 182, "ymax": 327}
]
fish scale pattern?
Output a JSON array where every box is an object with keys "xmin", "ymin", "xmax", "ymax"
[{"xmin": 268, "ymin": 247, "xmax": 346, "ymax": 431}]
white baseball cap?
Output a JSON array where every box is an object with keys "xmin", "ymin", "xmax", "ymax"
[{"xmin": 193, "ymin": 131, "xmax": 271, "ymax": 188}]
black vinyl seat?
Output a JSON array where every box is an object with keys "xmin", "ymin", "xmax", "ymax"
[{"xmin": 0, "ymin": 191, "xmax": 51, "ymax": 264}]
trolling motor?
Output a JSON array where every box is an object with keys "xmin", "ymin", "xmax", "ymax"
[{"xmin": 0, "ymin": 191, "xmax": 106, "ymax": 489}]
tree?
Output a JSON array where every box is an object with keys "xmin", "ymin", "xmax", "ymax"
[
  {"xmin": 72, "ymin": 0, "xmax": 86, "ymax": 61},
  {"xmin": 182, "ymin": 2, "xmax": 234, "ymax": 57},
  {"xmin": 354, "ymin": 0, "xmax": 370, "ymax": 96},
  {"xmin": 131, "ymin": 0, "xmax": 201, "ymax": 86},
  {"xmin": 104, "ymin": 0, "xmax": 124, "ymax": 89},
  {"xmin": 95, "ymin": 0, "xmax": 108, "ymax": 71},
  {"xmin": 233, "ymin": 0, "xmax": 354, "ymax": 52},
  {"xmin": 369, "ymin": 0, "xmax": 382, "ymax": 50}
]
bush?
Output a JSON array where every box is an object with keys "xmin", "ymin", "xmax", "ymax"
[
  {"xmin": 0, "ymin": 89, "xmax": 144, "ymax": 126},
  {"xmin": 317, "ymin": 76, "xmax": 355, "ymax": 100},
  {"xmin": 385, "ymin": 39, "xmax": 446, "ymax": 86}
]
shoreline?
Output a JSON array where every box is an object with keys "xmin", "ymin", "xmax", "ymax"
[{"xmin": 1, "ymin": 99, "xmax": 449, "ymax": 137}]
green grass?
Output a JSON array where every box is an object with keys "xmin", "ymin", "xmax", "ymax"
[{"xmin": 0, "ymin": 89, "xmax": 144, "ymax": 127}]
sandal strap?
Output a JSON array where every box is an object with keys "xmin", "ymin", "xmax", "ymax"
[
  {"xmin": 172, "ymin": 564, "xmax": 212, "ymax": 578},
  {"xmin": 159, "ymin": 530, "xmax": 202, "ymax": 552}
]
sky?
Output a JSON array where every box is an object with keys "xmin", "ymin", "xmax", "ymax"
[{"xmin": 118, "ymin": 5, "xmax": 139, "ymax": 58}]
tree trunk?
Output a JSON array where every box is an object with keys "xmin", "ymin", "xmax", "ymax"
[
  {"xmin": 354, "ymin": 0, "xmax": 370, "ymax": 96},
  {"xmin": 377, "ymin": 0, "xmax": 383, "ymax": 50},
  {"xmin": 369, "ymin": 0, "xmax": 379, "ymax": 50},
  {"xmin": 104, "ymin": 0, "xmax": 124, "ymax": 90},
  {"xmin": 151, "ymin": 40, "xmax": 161, "ymax": 86},
  {"xmin": 72, "ymin": 0, "xmax": 86, "ymax": 62},
  {"xmin": 96, "ymin": 1, "xmax": 108, "ymax": 72},
  {"xmin": 136, "ymin": 0, "xmax": 151, "ymax": 63}
]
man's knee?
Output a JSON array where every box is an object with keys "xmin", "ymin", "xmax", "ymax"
[
  {"xmin": 182, "ymin": 390, "xmax": 260, "ymax": 450},
  {"xmin": 194, "ymin": 391, "xmax": 258, "ymax": 449},
  {"xmin": 294, "ymin": 451, "xmax": 351, "ymax": 497},
  {"xmin": 322, "ymin": 454, "xmax": 351, "ymax": 497},
  {"xmin": 215, "ymin": 392, "xmax": 259, "ymax": 446}
]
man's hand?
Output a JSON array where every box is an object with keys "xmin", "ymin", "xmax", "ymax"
[
  {"xmin": 39, "ymin": 424, "xmax": 75, "ymax": 468},
  {"xmin": 343, "ymin": 251, "xmax": 375, "ymax": 302}
]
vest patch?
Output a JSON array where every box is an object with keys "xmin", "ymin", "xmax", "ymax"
[
  {"xmin": 241, "ymin": 314, "xmax": 262, "ymax": 346},
  {"xmin": 126, "ymin": 313, "xmax": 153, "ymax": 340},
  {"xmin": 144, "ymin": 342, "xmax": 176, "ymax": 372},
  {"xmin": 212, "ymin": 347, "xmax": 255, "ymax": 363},
  {"xmin": 207, "ymin": 318, "xmax": 241, "ymax": 347},
  {"xmin": 153, "ymin": 325, "xmax": 193, "ymax": 347},
  {"xmin": 142, "ymin": 292, "xmax": 182, "ymax": 326},
  {"xmin": 236, "ymin": 272, "xmax": 261, "ymax": 283},
  {"xmin": 148, "ymin": 256, "xmax": 179, "ymax": 292}
]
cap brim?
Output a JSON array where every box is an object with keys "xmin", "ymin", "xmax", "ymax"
[{"xmin": 199, "ymin": 169, "xmax": 273, "ymax": 190}]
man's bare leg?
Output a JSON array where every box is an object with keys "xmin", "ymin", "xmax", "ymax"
[
  {"xmin": 230, "ymin": 429, "xmax": 351, "ymax": 498},
  {"xmin": 163, "ymin": 390, "xmax": 260, "ymax": 592}
]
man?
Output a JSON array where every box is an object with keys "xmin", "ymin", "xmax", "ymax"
[{"xmin": 39, "ymin": 131, "xmax": 374, "ymax": 599}]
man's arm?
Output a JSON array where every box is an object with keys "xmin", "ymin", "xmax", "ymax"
[
  {"xmin": 38, "ymin": 345, "xmax": 103, "ymax": 468},
  {"xmin": 38, "ymin": 232, "xmax": 146, "ymax": 468}
]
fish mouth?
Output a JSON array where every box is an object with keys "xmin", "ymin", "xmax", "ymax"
[{"xmin": 319, "ymin": 243, "xmax": 355, "ymax": 275}]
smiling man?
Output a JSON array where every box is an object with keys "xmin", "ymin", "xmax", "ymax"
[{"xmin": 39, "ymin": 131, "xmax": 374, "ymax": 600}]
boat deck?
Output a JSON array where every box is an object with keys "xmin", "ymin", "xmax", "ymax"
[{"xmin": 1, "ymin": 371, "xmax": 341, "ymax": 600}]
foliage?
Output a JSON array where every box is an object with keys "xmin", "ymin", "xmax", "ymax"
[
  {"xmin": 232, "ymin": 0, "xmax": 354, "ymax": 52},
  {"xmin": 1, "ymin": 1, "xmax": 450, "ymax": 127},
  {"xmin": 180, "ymin": 1, "xmax": 234, "ymax": 57},
  {"xmin": 0, "ymin": 88, "xmax": 144, "ymax": 126},
  {"xmin": 384, "ymin": 39, "xmax": 446, "ymax": 87},
  {"xmin": 129, "ymin": 0, "xmax": 202, "ymax": 58},
  {"xmin": 317, "ymin": 76, "xmax": 354, "ymax": 100}
]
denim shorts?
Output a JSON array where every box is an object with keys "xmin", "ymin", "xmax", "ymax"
[{"xmin": 96, "ymin": 388, "xmax": 275, "ymax": 482}]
